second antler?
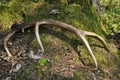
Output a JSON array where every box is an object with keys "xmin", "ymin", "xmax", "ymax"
[{"xmin": 4, "ymin": 19, "xmax": 109, "ymax": 68}]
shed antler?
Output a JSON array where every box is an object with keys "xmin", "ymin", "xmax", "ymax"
[{"xmin": 4, "ymin": 19, "xmax": 109, "ymax": 68}]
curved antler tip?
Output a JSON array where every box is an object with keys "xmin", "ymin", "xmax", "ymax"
[{"xmin": 6, "ymin": 50, "xmax": 12, "ymax": 57}]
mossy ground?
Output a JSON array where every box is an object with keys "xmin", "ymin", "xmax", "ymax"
[{"xmin": 0, "ymin": 0, "xmax": 120, "ymax": 80}]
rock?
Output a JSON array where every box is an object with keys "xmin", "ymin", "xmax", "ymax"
[{"xmin": 28, "ymin": 51, "xmax": 43, "ymax": 59}]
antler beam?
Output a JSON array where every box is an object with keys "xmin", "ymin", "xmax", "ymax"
[{"xmin": 4, "ymin": 19, "xmax": 109, "ymax": 68}]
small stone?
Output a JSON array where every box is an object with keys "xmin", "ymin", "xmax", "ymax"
[
  {"xmin": 97, "ymin": 70, "xmax": 101, "ymax": 73},
  {"xmin": 4, "ymin": 77, "xmax": 11, "ymax": 80},
  {"xmin": 28, "ymin": 51, "xmax": 42, "ymax": 59},
  {"xmin": 50, "ymin": 9, "xmax": 60, "ymax": 15},
  {"xmin": 13, "ymin": 63, "xmax": 22, "ymax": 72},
  {"xmin": 92, "ymin": 72, "xmax": 97, "ymax": 80},
  {"xmin": 8, "ymin": 42, "xmax": 13, "ymax": 45}
]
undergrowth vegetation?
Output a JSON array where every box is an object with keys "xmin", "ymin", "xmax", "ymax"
[
  {"xmin": 100, "ymin": 0, "xmax": 120, "ymax": 34},
  {"xmin": 0, "ymin": 0, "xmax": 106, "ymax": 37},
  {"xmin": 0, "ymin": 0, "xmax": 119, "ymax": 34}
]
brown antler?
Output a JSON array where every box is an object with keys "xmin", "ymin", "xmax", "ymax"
[{"xmin": 4, "ymin": 19, "xmax": 109, "ymax": 68}]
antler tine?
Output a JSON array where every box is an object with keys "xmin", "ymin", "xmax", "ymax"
[
  {"xmin": 35, "ymin": 20, "xmax": 98, "ymax": 68},
  {"xmin": 4, "ymin": 31, "xmax": 17, "ymax": 57},
  {"xmin": 4, "ymin": 22, "xmax": 37, "ymax": 57},
  {"xmin": 35, "ymin": 22, "xmax": 44, "ymax": 53},
  {"xmin": 77, "ymin": 31, "xmax": 98, "ymax": 68},
  {"xmin": 84, "ymin": 31, "xmax": 109, "ymax": 51}
]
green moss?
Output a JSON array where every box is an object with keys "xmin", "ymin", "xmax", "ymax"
[
  {"xmin": 73, "ymin": 72, "xmax": 85, "ymax": 80},
  {"xmin": 0, "ymin": 0, "xmax": 107, "ymax": 39},
  {"xmin": 31, "ymin": 38, "xmax": 40, "ymax": 48},
  {"xmin": 95, "ymin": 52, "xmax": 108, "ymax": 68}
]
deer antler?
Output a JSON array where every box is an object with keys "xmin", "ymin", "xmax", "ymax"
[{"xmin": 4, "ymin": 19, "xmax": 109, "ymax": 68}]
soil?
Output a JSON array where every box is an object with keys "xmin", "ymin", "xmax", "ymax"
[{"xmin": 0, "ymin": 29, "xmax": 120, "ymax": 80}]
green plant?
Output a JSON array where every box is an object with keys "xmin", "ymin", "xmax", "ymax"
[
  {"xmin": 101, "ymin": 0, "xmax": 120, "ymax": 34},
  {"xmin": 38, "ymin": 58, "xmax": 47, "ymax": 67},
  {"xmin": 37, "ymin": 69, "xmax": 42, "ymax": 77}
]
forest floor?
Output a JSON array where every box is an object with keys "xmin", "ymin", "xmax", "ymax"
[
  {"xmin": 0, "ymin": 28, "xmax": 120, "ymax": 80},
  {"xmin": 0, "ymin": 0, "xmax": 120, "ymax": 80}
]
